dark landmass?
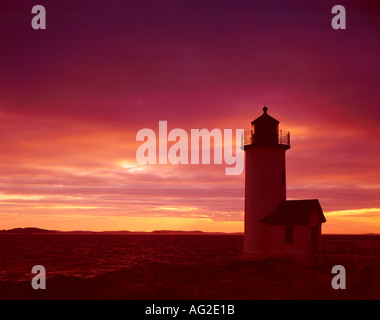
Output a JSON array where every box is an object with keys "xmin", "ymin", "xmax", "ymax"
[
  {"xmin": 0, "ymin": 227, "xmax": 57, "ymax": 234},
  {"xmin": 2, "ymin": 227, "xmax": 379, "ymax": 237},
  {"xmin": 0, "ymin": 227, "xmax": 243, "ymax": 235},
  {"xmin": 151, "ymin": 230, "xmax": 204, "ymax": 234},
  {"xmin": 1, "ymin": 257, "xmax": 379, "ymax": 300}
]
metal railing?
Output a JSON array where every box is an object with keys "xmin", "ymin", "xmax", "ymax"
[
  {"xmin": 279, "ymin": 130, "xmax": 290, "ymax": 146},
  {"xmin": 242, "ymin": 129, "xmax": 290, "ymax": 148},
  {"xmin": 319, "ymin": 240, "xmax": 380, "ymax": 257},
  {"xmin": 243, "ymin": 131, "xmax": 253, "ymax": 146}
]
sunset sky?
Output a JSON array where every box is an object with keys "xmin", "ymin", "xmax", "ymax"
[{"xmin": 0, "ymin": 0, "xmax": 379, "ymax": 233}]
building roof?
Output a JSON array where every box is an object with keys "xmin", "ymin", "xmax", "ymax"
[
  {"xmin": 251, "ymin": 106, "xmax": 280, "ymax": 125},
  {"xmin": 260, "ymin": 199, "xmax": 326, "ymax": 226}
]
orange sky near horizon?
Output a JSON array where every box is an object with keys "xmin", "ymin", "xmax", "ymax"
[{"xmin": 0, "ymin": 1, "xmax": 379, "ymax": 234}]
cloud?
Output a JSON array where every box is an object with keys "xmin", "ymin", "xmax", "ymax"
[{"xmin": 0, "ymin": 0, "xmax": 379, "ymax": 232}]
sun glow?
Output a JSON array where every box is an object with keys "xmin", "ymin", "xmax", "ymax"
[
  {"xmin": 325, "ymin": 208, "xmax": 380, "ymax": 216},
  {"xmin": 153, "ymin": 206, "xmax": 198, "ymax": 212},
  {"xmin": 118, "ymin": 161, "xmax": 146, "ymax": 172}
]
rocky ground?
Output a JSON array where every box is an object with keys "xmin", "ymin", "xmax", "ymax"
[{"xmin": 1, "ymin": 257, "xmax": 379, "ymax": 300}]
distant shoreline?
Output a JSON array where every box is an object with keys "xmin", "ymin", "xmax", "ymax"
[
  {"xmin": 0, "ymin": 227, "xmax": 243, "ymax": 235},
  {"xmin": 1, "ymin": 227, "xmax": 379, "ymax": 238}
]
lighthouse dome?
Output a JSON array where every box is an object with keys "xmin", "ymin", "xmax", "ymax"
[{"xmin": 250, "ymin": 106, "xmax": 280, "ymax": 146}]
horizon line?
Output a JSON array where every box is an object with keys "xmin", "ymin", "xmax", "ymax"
[{"xmin": 1, "ymin": 227, "xmax": 379, "ymax": 236}]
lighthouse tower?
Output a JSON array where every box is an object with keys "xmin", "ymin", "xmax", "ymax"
[{"xmin": 243, "ymin": 106, "xmax": 290, "ymax": 258}]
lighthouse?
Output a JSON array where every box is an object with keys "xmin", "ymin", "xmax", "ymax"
[{"xmin": 243, "ymin": 107, "xmax": 326, "ymax": 261}]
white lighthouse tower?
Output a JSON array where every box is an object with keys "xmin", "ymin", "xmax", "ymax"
[
  {"xmin": 243, "ymin": 106, "xmax": 290, "ymax": 258},
  {"xmin": 243, "ymin": 107, "xmax": 326, "ymax": 261}
]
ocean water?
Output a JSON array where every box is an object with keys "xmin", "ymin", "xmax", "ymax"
[{"xmin": 0, "ymin": 234, "xmax": 244, "ymax": 281}]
